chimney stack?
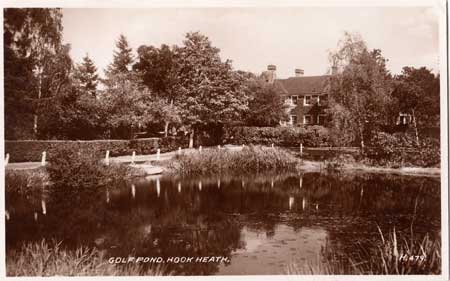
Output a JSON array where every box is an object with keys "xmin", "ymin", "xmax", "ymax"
[
  {"xmin": 295, "ymin": 69, "xmax": 304, "ymax": 77},
  {"xmin": 266, "ymin": 64, "xmax": 277, "ymax": 84}
]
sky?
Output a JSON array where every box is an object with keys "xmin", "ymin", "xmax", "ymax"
[{"xmin": 61, "ymin": 7, "xmax": 440, "ymax": 79}]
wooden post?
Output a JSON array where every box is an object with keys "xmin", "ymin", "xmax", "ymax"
[
  {"xmin": 178, "ymin": 147, "xmax": 182, "ymax": 155},
  {"xmin": 289, "ymin": 196, "xmax": 294, "ymax": 210},
  {"xmin": 156, "ymin": 178, "xmax": 161, "ymax": 198},
  {"xmin": 198, "ymin": 181, "xmax": 202, "ymax": 191},
  {"xmin": 131, "ymin": 151, "xmax": 136, "ymax": 164},
  {"xmin": 199, "ymin": 146, "xmax": 202, "ymax": 153},
  {"xmin": 41, "ymin": 151, "xmax": 46, "ymax": 166},
  {"xmin": 5, "ymin": 153, "xmax": 9, "ymax": 166},
  {"xmin": 5, "ymin": 210, "xmax": 10, "ymax": 221},
  {"xmin": 178, "ymin": 182, "xmax": 181, "ymax": 193},
  {"xmin": 41, "ymin": 200, "xmax": 46, "ymax": 215},
  {"xmin": 156, "ymin": 149, "xmax": 160, "ymax": 160},
  {"xmin": 131, "ymin": 184, "xmax": 136, "ymax": 199},
  {"xmin": 271, "ymin": 143, "xmax": 274, "ymax": 148},
  {"xmin": 218, "ymin": 145, "xmax": 221, "ymax": 150},
  {"xmin": 300, "ymin": 143, "xmax": 303, "ymax": 157},
  {"xmin": 105, "ymin": 150, "xmax": 110, "ymax": 166},
  {"xmin": 217, "ymin": 179, "xmax": 221, "ymax": 189}
]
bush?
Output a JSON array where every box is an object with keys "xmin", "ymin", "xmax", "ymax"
[
  {"xmin": 46, "ymin": 146, "xmax": 130, "ymax": 207},
  {"xmin": 365, "ymin": 132, "xmax": 440, "ymax": 167},
  {"xmin": 168, "ymin": 145, "xmax": 299, "ymax": 175},
  {"xmin": 5, "ymin": 137, "xmax": 188, "ymax": 163},
  {"xmin": 223, "ymin": 126, "xmax": 330, "ymax": 147}
]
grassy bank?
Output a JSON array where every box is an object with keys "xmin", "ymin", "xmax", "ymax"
[
  {"xmin": 6, "ymin": 239, "xmax": 168, "ymax": 276},
  {"xmin": 287, "ymin": 228, "xmax": 441, "ymax": 275},
  {"xmin": 167, "ymin": 145, "xmax": 299, "ymax": 175}
]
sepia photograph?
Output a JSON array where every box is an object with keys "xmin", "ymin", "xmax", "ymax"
[{"xmin": 1, "ymin": 0, "xmax": 448, "ymax": 279}]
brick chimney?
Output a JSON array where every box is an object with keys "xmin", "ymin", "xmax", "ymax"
[
  {"xmin": 295, "ymin": 69, "xmax": 304, "ymax": 77},
  {"xmin": 265, "ymin": 64, "xmax": 277, "ymax": 84}
]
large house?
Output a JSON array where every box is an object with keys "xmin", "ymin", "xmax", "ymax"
[{"xmin": 261, "ymin": 65, "xmax": 333, "ymax": 126}]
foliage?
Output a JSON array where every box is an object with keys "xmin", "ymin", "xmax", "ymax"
[
  {"xmin": 327, "ymin": 32, "xmax": 393, "ymax": 148},
  {"xmin": 6, "ymin": 239, "xmax": 167, "ymax": 276},
  {"xmin": 5, "ymin": 168, "xmax": 48, "ymax": 198},
  {"xmin": 5, "ymin": 137, "xmax": 187, "ymax": 162},
  {"xmin": 175, "ymin": 32, "xmax": 249, "ymax": 138},
  {"xmin": 244, "ymin": 78, "xmax": 288, "ymax": 126},
  {"xmin": 364, "ymin": 132, "xmax": 440, "ymax": 167},
  {"xmin": 105, "ymin": 34, "xmax": 134, "ymax": 76},
  {"xmin": 73, "ymin": 54, "xmax": 99, "ymax": 97},
  {"xmin": 223, "ymin": 126, "xmax": 331, "ymax": 147},
  {"xmin": 168, "ymin": 145, "xmax": 298, "ymax": 175},
  {"xmin": 4, "ymin": 8, "xmax": 64, "ymax": 139}
]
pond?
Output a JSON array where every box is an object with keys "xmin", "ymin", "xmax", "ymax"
[{"xmin": 5, "ymin": 172, "xmax": 441, "ymax": 275}]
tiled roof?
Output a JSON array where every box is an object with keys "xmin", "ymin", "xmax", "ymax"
[{"xmin": 274, "ymin": 75, "xmax": 330, "ymax": 95}]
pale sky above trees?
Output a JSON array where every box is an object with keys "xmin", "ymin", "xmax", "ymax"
[{"xmin": 62, "ymin": 6, "xmax": 440, "ymax": 78}]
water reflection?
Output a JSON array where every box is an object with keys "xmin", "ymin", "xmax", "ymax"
[{"xmin": 5, "ymin": 172, "xmax": 441, "ymax": 275}]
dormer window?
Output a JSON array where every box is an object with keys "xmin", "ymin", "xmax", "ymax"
[{"xmin": 304, "ymin": 95, "xmax": 312, "ymax": 106}]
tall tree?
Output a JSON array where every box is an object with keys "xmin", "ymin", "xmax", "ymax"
[
  {"xmin": 134, "ymin": 44, "xmax": 180, "ymax": 136},
  {"xmin": 4, "ymin": 8, "xmax": 63, "ymax": 139},
  {"xmin": 105, "ymin": 34, "xmax": 134, "ymax": 76},
  {"xmin": 176, "ymin": 32, "xmax": 249, "ymax": 147},
  {"xmin": 327, "ymin": 32, "xmax": 393, "ymax": 149},
  {"xmin": 73, "ymin": 54, "xmax": 99, "ymax": 97},
  {"xmin": 245, "ymin": 77, "xmax": 288, "ymax": 126},
  {"xmin": 392, "ymin": 66, "xmax": 440, "ymax": 144}
]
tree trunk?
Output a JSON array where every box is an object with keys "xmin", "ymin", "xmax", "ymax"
[
  {"xmin": 189, "ymin": 128, "xmax": 195, "ymax": 148},
  {"xmin": 411, "ymin": 109, "xmax": 419, "ymax": 146},
  {"xmin": 164, "ymin": 99, "xmax": 174, "ymax": 137},
  {"xmin": 358, "ymin": 120, "xmax": 365, "ymax": 153},
  {"xmin": 33, "ymin": 67, "xmax": 43, "ymax": 137}
]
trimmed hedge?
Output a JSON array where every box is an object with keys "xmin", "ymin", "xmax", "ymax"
[
  {"xmin": 5, "ymin": 137, "xmax": 188, "ymax": 163},
  {"xmin": 223, "ymin": 126, "xmax": 331, "ymax": 147}
]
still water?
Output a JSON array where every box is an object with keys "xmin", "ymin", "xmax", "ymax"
[{"xmin": 6, "ymin": 172, "xmax": 441, "ymax": 275}]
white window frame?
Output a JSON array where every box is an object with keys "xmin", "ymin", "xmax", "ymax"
[
  {"xmin": 304, "ymin": 95, "xmax": 312, "ymax": 106},
  {"xmin": 303, "ymin": 114, "xmax": 312, "ymax": 125}
]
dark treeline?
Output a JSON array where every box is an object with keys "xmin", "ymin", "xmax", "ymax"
[{"xmin": 4, "ymin": 9, "xmax": 440, "ymax": 149}]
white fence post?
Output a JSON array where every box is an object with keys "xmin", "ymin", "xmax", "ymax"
[
  {"xmin": 131, "ymin": 151, "xmax": 136, "ymax": 164},
  {"xmin": 157, "ymin": 149, "xmax": 161, "ymax": 160},
  {"xmin": 5, "ymin": 153, "xmax": 9, "ymax": 166},
  {"xmin": 300, "ymin": 143, "xmax": 303, "ymax": 157},
  {"xmin": 199, "ymin": 146, "xmax": 202, "ymax": 153},
  {"xmin": 105, "ymin": 150, "xmax": 110, "ymax": 166},
  {"xmin": 178, "ymin": 147, "xmax": 182, "ymax": 155},
  {"xmin": 41, "ymin": 151, "xmax": 46, "ymax": 166}
]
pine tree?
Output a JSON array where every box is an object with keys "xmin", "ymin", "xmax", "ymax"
[
  {"xmin": 106, "ymin": 34, "xmax": 134, "ymax": 76},
  {"xmin": 74, "ymin": 54, "xmax": 99, "ymax": 97}
]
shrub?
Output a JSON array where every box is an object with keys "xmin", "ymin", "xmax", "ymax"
[
  {"xmin": 223, "ymin": 126, "xmax": 330, "ymax": 147},
  {"xmin": 365, "ymin": 132, "xmax": 440, "ymax": 167},
  {"xmin": 5, "ymin": 168, "xmax": 48, "ymax": 198},
  {"xmin": 168, "ymin": 145, "xmax": 299, "ymax": 175}
]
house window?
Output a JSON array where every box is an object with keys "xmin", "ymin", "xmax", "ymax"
[
  {"xmin": 317, "ymin": 114, "xmax": 326, "ymax": 125},
  {"xmin": 290, "ymin": 114, "xmax": 298, "ymax": 125},
  {"xmin": 313, "ymin": 95, "xmax": 318, "ymax": 104},
  {"xmin": 291, "ymin": 95, "xmax": 298, "ymax": 105},
  {"xmin": 303, "ymin": 115, "xmax": 312, "ymax": 125},
  {"xmin": 304, "ymin": 95, "xmax": 312, "ymax": 106}
]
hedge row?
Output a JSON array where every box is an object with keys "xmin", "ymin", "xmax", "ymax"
[
  {"xmin": 5, "ymin": 137, "xmax": 188, "ymax": 163},
  {"xmin": 223, "ymin": 126, "xmax": 331, "ymax": 147}
]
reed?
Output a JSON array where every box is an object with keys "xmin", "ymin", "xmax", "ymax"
[
  {"xmin": 287, "ymin": 228, "xmax": 441, "ymax": 275},
  {"xmin": 168, "ymin": 145, "xmax": 299, "ymax": 175},
  {"xmin": 6, "ymin": 239, "xmax": 168, "ymax": 276}
]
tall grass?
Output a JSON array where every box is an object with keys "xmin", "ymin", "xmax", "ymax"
[
  {"xmin": 168, "ymin": 145, "xmax": 299, "ymax": 175},
  {"xmin": 287, "ymin": 228, "xmax": 441, "ymax": 275},
  {"xmin": 7, "ymin": 239, "xmax": 168, "ymax": 276}
]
